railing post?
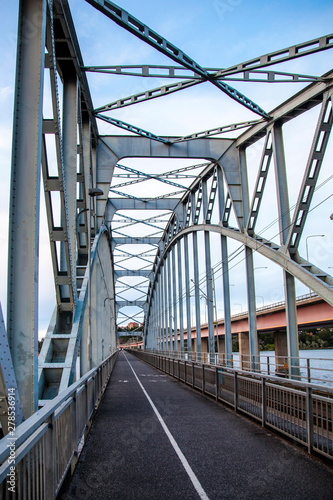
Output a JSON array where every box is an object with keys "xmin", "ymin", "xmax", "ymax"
[
  {"xmin": 262, "ymin": 377, "xmax": 266, "ymax": 427},
  {"xmin": 71, "ymin": 393, "xmax": 79, "ymax": 472},
  {"xmin": 85, "ymin": 380, "xmax": 90, "ymax": 431},
  {"xmin": 234, "ymin": 371, "xmax": 238, "ymax": 412},
  {"xmin": 215, "ymin": 366, "xmax": 219, "ymax": 401},
  {"xmin": 192, "ymin": 362, "xmax": 195, "ymax": 388},
  {"xmin": 307, "ymin": 358, "xmax": 311, "ymax": 383},
  {"xmin": 306, "ymin": 387, "xmax": 314, "ymax": 454},
  {"xmin": 184, "ymin": 360, "xmax": 187, "ymax": 384},
  {"xmin": 202, "ymin": 364, "xmax": 205, "ymax": 393},
  {"xmin": 44, "ymin": 413, "xmax": 56, "ymax": 498}
]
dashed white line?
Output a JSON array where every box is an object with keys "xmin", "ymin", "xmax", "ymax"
[{"xmin": 124, "ymin": 352, "xmax": 210, "ymax": 500}]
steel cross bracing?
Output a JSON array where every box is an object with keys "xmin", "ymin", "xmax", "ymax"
[
  {"xmin": 2, "ymin": 0, "xmax": 333, "ymax": 432},
  {"xmin": 84, "ymin": 65, "xmax": 320, "ymax": 83}
]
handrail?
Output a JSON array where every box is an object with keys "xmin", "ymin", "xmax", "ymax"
[
  {"xmin": 130, "ymin": 350, "xmax": 333, "ymax": 461},
  {"xmin": 0, "ymin": 350, "xmax": 118, "ymax": 497}
]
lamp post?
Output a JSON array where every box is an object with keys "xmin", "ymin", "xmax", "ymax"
[
  {"xmin": 254, "ymin": 266, "xmax": 267, "ymax": 309},
  {"xmin": 256, "ymin": 295, "xmax": 264, "ymax": 307},
  {"xmin": 306, "ymin": 234, "xmax": 324, "ymax": 261},
  {"xmin": 234, "ymin": 303, "xmax": 242, "ymax": 313},
  {"xmin": 306, "ymin": 234, "xmax": 324, "ymax": 293}
]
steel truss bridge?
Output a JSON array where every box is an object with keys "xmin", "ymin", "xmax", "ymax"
[{"xmin": 1, "ymin": 0, "xmax": 333, "ymax": 495}]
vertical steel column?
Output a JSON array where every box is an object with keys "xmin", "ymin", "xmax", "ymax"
[
  {"xmin": 217, "ymin": 166, "xmax": 232, "ymax": 364},
  {"xmin": 7, "ymin": 0, "xmax": 46, "ymax": 418},
  {"xmin": 239, "ymin": 148, "xmax": 259, "ymax": 369},
  {"xmin": 272, "ymin": 123, "xmax": 299, "ymax": 375},
  {"xmin": 62, "ymin": 72, "xmax": 78, "ymax": 289},
  {"xmin": 191, "ymin": 192, "xmax": 201, "ymax": 355},
  {"xmin": 177, "ymin": 240, "xmax": 184, "ymax": 353},
  {"xmin": 184, "ymin": 235, "xmax": 192, "ymax": 354},
  {"xmin": 163, "ymin": 261, "xmax": 169, "ymax": 352},
  {"xmin": 171, "ymin": 246, "xmax": 178, "ymax": 352},
  {"xmin": 154, "ymin": 279, "xmax": 159, "ymax": 349},
  {"xmin": 192, "ymin": 232, "xmax": 202, "ymax": 355},
  {"xmin": 202, "ymin": 180, "xmax": 215, "ymax": 357},
  {"xmin": 159, "ymin": 276, "xmax": 163, "ymax": 351},
  {"xmin": 167, "ymin": 252, "xmax": 173, "ymax": 353}
]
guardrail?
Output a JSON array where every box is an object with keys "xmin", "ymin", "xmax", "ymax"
[
  {"xmin": 0, "ymin": 351, "xmax": 118, "ymax": 499},
  {"xmin": 150, "ymin": 350, "xmax": 333, "ymax": 386},
  {"xmin": 130, "ymin": 350, "xmax": 333, "ymax": 462}
]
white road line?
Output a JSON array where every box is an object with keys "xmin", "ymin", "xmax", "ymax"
[{"xmin": 124, "ymin": 353, "xmax": 210, "ymax": 500}]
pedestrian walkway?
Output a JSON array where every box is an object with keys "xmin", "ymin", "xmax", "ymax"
[{"xmin": 65, "ymin": 351, "xmax": 333, "ymax": 500}]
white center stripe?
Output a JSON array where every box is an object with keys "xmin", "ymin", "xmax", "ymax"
[{"xmin": 124, "ymin": 353, "xmax": 210, "ymax": 500}]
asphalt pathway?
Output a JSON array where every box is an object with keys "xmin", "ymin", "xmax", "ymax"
[{"xmin": 66, "ymin": 351, "xmax": 333, "ymax": 500}]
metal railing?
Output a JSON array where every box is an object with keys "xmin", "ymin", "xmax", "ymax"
[
  {"xmin": 149, "ymin": 349, "xmax": 333, "ymax": 386},
  {"xmin": 130, "ymin": 350, "xmax": 333, "ymax": 462},
  {"xmin": 0, "ymin": 351, "xmax": 118, "ymax": 499}
]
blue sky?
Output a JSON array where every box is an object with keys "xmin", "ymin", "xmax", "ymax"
[{"xmin": 1, "ymin": 0, "xmax": 333, "ymax": 335}]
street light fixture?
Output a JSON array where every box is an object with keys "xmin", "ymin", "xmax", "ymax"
[{"xmin": 306, "ymin": 234, "xmax": 325, "ymax": 261}]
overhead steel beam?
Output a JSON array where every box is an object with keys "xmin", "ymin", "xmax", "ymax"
[
  {"xmin": 171, "ymin": 120, "xmax": 260, "ymax": 143},
  {"xmin": 84, "ymin": 64, "xmax": 319, "ymax": 83},
  {"xmin": 108, "ymin": 198, "xmax": 179, "ymax": 211},
  {"xmin": 216, "ymin": 33, "xmax": 333, "ymax": 77},
  {"xmin": 115, "ymin": 164, "xmax": 187, "ymax": 189},
  {"xmin": 96, "ymin": 114, "xmax": 170, "ymax": 143},
  {"xmin": 85, "ymin": 0, "xmax": 269, "ymax": 118},
  {"xmin": 94, "ymin": 79, "xmax": 201, "ymax": 113}
]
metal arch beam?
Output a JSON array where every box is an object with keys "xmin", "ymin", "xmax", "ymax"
[
  {"xmin": 85, "ymin": 0, "xmax": 268, "ymax": 118},
  {"xmin": 153, "ymin": 224, "xmax": 333, "ymax": 306}
]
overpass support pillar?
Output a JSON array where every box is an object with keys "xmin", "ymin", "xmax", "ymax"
[
  {"xmin": 274, "ymin": 331, "xmax": 289, "ymax": 376},
  {"xmin": 218, "ymin": 335, "xmax": 226, "ymax": 363},
  {"xmin": 238, "ymin": 332, "xmax": 252, "ymax": 371}
]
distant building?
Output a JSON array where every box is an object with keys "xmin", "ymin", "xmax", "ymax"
[{"xmin": 127, "ymin": 322, "xmax": 139, "ymax": 330}]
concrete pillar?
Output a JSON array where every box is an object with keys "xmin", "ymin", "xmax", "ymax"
[
  {"xmin": 274, "ymin": 330, "xmax": 289, "ymax": 376},
  {"xmin": 201, "ymin": 338, "xmax": 208, "ymax": 353},
  {"xmin": 218, "ymin": 336, "xmax": 226, "ymax": 364},
  {"xmin": 238, "ymin": 332, "xmax": 251, "ymax": 371}
]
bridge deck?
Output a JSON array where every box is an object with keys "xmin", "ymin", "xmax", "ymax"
[{"xmin": 65, "ymin": 352, "xmax": 333, "ymax": 500}]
